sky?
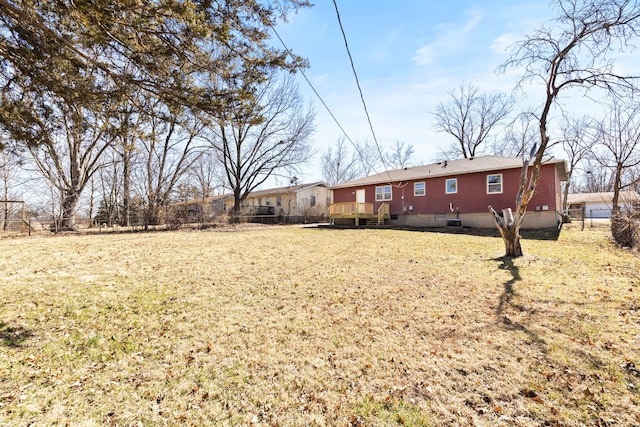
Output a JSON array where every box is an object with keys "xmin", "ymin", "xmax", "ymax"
[{"xmin": 268, "ymin": 0, "xmax": 579, "ymax": 185}]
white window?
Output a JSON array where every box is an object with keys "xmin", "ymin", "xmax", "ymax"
[
  {"xmin": 375, "ymin": 185, "xmax": 392, "ymax": 201},
  {"xmin": 487, "ymin": 174, "xmax": 503, "ymax": 194},
  {"xmin": 414, "ymin": 182, "xmax": 425, "ymax": 196},
  {"xmin": 310, "ymin": 195, "xmax": 316, "ymax": 207},
  {"xmin": 446, "ymin": 178, "xmax": 457, "ymax": 194}
]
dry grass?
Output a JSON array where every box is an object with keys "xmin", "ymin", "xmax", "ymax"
[{"xmin": 0, "ymin": 224, "xmax": 639, "ymax": 426}]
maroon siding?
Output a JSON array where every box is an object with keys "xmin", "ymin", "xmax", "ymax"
[{"xmin": 333, "ymin": 164, "xmax": 560, "ymax": 216}]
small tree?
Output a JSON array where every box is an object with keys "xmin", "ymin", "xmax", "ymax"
[
  {"xmin": 493, "ymin": 0, "xmax": 640, "ymax": 257},
  {"xmin": 559, "ymin": 115, "xmax": 592, "ymax": 212},
  {"xmin": 590, "ymin": 97, "xmax": 640, "ymax": 213}
]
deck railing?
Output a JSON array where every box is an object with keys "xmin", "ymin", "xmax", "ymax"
[
  {"xmin": 377, "ymin": 203, "xmax": 390, "ymax": 224},
  {"xmin": 329, "ymin": 202, "xmax": 373, "ymax": 217}
]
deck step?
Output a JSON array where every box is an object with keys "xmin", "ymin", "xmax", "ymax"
[{"xmin": 369, "ymin": 218, "xmax": 379, "ymax": 225}]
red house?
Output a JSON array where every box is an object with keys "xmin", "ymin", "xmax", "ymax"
[{"xmin": 329, "ymin": 156, "xmax": 568, "ymax": 229}]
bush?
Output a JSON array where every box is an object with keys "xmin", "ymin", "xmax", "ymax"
[{"xmin": 611, "ymin": 210, "xmax": 640, "ymax": 250}]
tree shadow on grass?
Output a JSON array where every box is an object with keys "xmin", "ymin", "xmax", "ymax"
[
  {"xmin": 494, "ymin": 256, "xmax": 546, "ymax": 348},
  {"xmin": 495, "ymin": 256, "xmax": 525, "ymax": 315},
  {"xmin": 0, "ymin": 321, "xmax": 32, "ymax": 347}
]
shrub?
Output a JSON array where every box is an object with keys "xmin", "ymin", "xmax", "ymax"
[{"xmin": 611, "ymin": 209, "xmax": 640, "ymax": 250}]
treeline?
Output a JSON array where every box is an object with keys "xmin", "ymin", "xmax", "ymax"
[{"xmin": 0, "ymin": 0, "xmax": 314, "ymax": 230}]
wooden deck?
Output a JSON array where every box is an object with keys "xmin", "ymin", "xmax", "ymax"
[{"xmin": 329, "ymin": 202, "xmax": 389, "ymax": 225}]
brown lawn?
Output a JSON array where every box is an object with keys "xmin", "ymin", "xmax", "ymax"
[{"xmin": 0, "ymin": 224, "xmax": 639, "ymax": 426}]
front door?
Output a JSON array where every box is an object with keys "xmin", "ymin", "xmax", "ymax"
[{"xmin": 356, "ymin": 189, "xmax": 365, "ymax": 203}]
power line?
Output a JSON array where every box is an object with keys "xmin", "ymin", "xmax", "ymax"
[
  {"xmin": 331, "ymin": 0, "xmax": 392, "ymax": 181},
  {"xmin": 263, "ymin": 5, "xmax": 403, "ymax": 186},
  {"xmin": 265, "ymin": 17, "xmax": 362, "ymax": 156}
]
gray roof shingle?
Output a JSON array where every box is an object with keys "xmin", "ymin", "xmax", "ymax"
[{"xmin": 330, "ymin": 156, "xmax": 567, "ymax": 189}]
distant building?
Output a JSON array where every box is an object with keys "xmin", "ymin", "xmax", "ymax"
[
  {"xmin": 566, "ymin": 191, "xmax": 640, "ymax": 218},
  {"xmin": 225, "ymin": 182, "xmax": 329, "ymax": 219}
]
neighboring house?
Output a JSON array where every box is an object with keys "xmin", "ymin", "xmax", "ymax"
[
  {"xmin": 171, "ymin": 194, "xmax": 231, "ymax": 222},
  {"xmin": 224, "ymin": 182, "xmax": 329, "ymax": 219},
  {"xmin": 329, "ymin": 156, "xmax": 568, "ymax": 229},
  {"xmin": 566, "ymin": 191, "xmax": 640, "ymax": 218}
]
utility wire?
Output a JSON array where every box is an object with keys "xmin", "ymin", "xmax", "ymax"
[
  {"xmin": 265, "ymin": 17, "xmax": 362, "ymax": 156},
  {"xmin": 331, "ymin": 0, "xmax": 392, "ymax": 181},
  {"xmin": 264, "ymin": 5, "xmax": 402, "ymax": 186}
]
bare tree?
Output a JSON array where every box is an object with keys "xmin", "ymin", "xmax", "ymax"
[
  {"xmin": 590, "ymin": 97, "xmax": 640, "ymax": 212},
  {"xmin": 559, "ymin": 115, "xmax": 593, "ymax": 212},
  {"xmin": 208, "ymin": 73, "xmax": 314, "ymax": 218},
  {"xmin": 493, "ymin": 0, "xmax": 640, "ymax": 257},
  {"xmin": 10, "ymin": 88, "xmax": 118, "ymax": 231},
  {"xmin": 355, "ymin": 140, "xmax": 383, "ymax": 177},
  {"xmin": 434, "ymin": 83, "xmax": 513, "ymax": 159},
  {"xmin": 188, "ymin": 149, "xmax": 224, "ymax": 199},
  {"xmin": 0, "ymin": 150, "xmax": 21, "ymax": 230},
  {"xmin": 491, "ymin": 113, "xmax": 539, "ymax": 158},
  {"xmin": 321, "ymin": 136, "xmax": 364, "ymax": 186},
  {"xmin": 387, "ymin": 140, "xmax": 416, "ymax": 169},
  {"xmin": 581, "ymin": 160, "xmax": 614, "ymax": 192},
  {"xmin": 134, "ymin": 103, "xmax": 207, "ymax": 229}
]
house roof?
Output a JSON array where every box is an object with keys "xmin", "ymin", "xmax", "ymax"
[
  {"xmin": 172, "ymin": 193, "xmax": 231, "ymax": 207},
  {"xmin": 329, "ymin": 155, "xmax": 568, "ymax": 189},
  {"xmin": 241, "ymin": 182, "xmax": 326, "ymax": 199},
  {"xmin": 566, "ymin": 191, "xmax": 640, "ymax": 204}
]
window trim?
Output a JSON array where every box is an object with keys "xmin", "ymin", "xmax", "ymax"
[
  {"xmin": 414, "ymin": 181, "xmax": 426, "ymax": 197},
  {"xmin": 375, "ymin": 185, "xmax": 392, "ymax": 201},
  {"xmin": 445, "ymin": 178, "xmax": 457, "ymax": 194},
  {"xmin": 487, "ymin": 173, "xmax": 503, "ymax": 194}
]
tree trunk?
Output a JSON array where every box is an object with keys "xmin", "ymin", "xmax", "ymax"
[
  {"xmin": 144, "ymin": 203, "xmax": 161, "ymax": 231},
  {"xmin": 490, "ymin": 206, "xmax": 524, "ymax": 258},
  {"xmin": 230, "ymin": 190, "xmax": 242, "ymax": 223},
  {"xmin": 122, "ymin": 148, "xmax": 132, "ymax": 227},
  {"xmin": 500, "ymin": 224, "xmax": 523, "ymax": 258},
  {"xmin": 60, "ymin": 191, "xmax": 79, "ymax": 231},
  {"xmin": 2, "ymin": 201, "xmax": 8, "ymax": 231},
  {"xmin": 562, "ymin": 170, "xmax": 573, "ymax": 214}
]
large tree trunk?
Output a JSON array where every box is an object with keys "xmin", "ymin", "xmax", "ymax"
[
  {"xmin": 231, "ymin": 195, "xmax": 242, "ymax": 223},
  {"xmin": 144, "ymin": 200, "xmax": 161, "ymax": 231},
  {"xmin": 490, "ymin": 206, "xmax": 524, "ymax": 258},
  {"xmin": 59, "ymin": 191, "xmax": 80, "ymax": 231}
]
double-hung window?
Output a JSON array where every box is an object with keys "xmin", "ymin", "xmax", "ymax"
[
  {"xmin": 487, "ymin": 174, "xmax": 503, "ymax": 194},
  {"xmin": 375, "ymin": 185, "xmax": 392, "ymax": 201},
  {"xmin": 445, "ymin": 178, "xmax": 457, "ymax": 194},
  {"xmin": 414, "ymin": 182, "xmax": 426, "ymax": 196}
]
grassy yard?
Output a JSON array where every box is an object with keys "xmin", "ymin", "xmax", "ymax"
[{"xmin": 0, "ymin": 225, "xmax": 639, "ymax": 426}]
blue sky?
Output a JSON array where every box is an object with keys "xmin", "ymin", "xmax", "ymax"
[{"xmin": 271, "ymin": 1, "xmax": 558, "ymax": 183}]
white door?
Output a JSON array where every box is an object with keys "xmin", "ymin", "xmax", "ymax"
[{"xmin": 356, "ymin": 189, "xmax": 365, "ymax": 203}]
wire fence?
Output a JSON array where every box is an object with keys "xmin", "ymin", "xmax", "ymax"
[{"xmin": 0, "ymin": 212, "xmax": 330, "ymax": 236}]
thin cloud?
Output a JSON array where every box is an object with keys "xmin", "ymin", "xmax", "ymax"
[
  {"xmin": 491, "ymin": 33, "xmax": 519, "ymax": 55},
  {"xmin": 412, "ymin": 11, "xmax": 483, "ymax": 66}
]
